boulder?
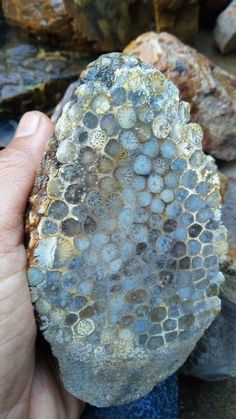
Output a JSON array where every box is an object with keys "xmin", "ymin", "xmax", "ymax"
[
  {"xmin": 125, "ymin": 32, "xmax": 236, "ymax": 161},
  {"xmin": 64, "ymin": 0, "xmax": 154, "ymax": 52},
  {"xmin": 214, "ymin": 0, "xmax": 236, "ymax": 54},
  {"xmin": 2, "ymin": 0, "xmax": 154, "ymax": 52},
  {"xmin": 153, "ymin": 0, "xmax": 199, "ymax": 45},
  {"xmin": 1, "ymin": 0, "xmax": 76, "ymax": 48}
]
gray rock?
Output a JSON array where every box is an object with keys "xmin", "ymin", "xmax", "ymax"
[
  {"xmin": 26, "ymin": 53, "xmax": 226, "ymax": 407},
  {"xmin": 214, "ymin": 0, "xmax": 236, "ymax": 54}
]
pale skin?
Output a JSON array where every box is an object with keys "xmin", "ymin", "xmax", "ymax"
[{"xmin": 0, "ymin": 112, "xmax": 85, "ymax": 419}]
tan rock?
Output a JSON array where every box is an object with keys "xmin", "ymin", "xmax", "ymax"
[
  {"xmin": 125, "ymin": 32, "xmax": 236, "ymax": 161},
  {"xmin": 214, "ymin": 0, "xmax": 236, "ymax": 54},
  {"xmin": 153, "ymin": 0, "xmax": 199, "ymax": 45}
]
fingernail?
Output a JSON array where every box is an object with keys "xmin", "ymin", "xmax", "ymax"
[{"xmin": 15, "ymin": 112, "xmax": 41, "ymax": 138}]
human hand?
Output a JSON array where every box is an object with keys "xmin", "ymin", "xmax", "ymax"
[{"xmin": 0, "ymin": 112, "xmax": 85, "ymax": 419}]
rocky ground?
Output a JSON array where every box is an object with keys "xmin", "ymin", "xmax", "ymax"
[{"xmin": 180, "ymin": 375, "xmax": 236, "ymax": 419}]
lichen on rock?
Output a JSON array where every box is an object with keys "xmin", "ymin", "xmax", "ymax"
[{"xmin": 26, "ymin": 53, "xmax": 226, "ymax": 407}]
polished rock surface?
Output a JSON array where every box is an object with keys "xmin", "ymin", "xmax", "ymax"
[{"xmin": 26, "ymin": 53, "xmax": 225, "ymax": 406}]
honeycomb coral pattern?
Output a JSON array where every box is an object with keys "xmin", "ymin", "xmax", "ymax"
[{"xmin": 27, "ymin": 53, "xmax": 225, "ymax": 406}]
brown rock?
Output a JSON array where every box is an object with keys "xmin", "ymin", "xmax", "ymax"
[
  {"xmin": 125, "ymin": 32, "xmax": 236, "ymax": 161},
  {"xmin": 64, "ymin": 0, "xmax": 154, "ymax": 51},
  {"xmin": 1, "ymin": 0, "xmax": 76, "ymax": 48},
  {"xmin": 2, "ymin": 0, "xmax": 154, "ymax": 52},
  {"xmin": 214, "ymin": 0, "xmax": 236, "ymax": 54},
  {"xmin": 153, "ymin": 0, "xmax": 199, "ymax": 45}
]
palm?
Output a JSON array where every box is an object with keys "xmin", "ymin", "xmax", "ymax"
[
  {"xmin": 0, "ymin": 112, "xmax": 84, "ymax": 419},
  {"xmin": 0, "ymin": 239, "xmax": 84, "ymax": 419}
]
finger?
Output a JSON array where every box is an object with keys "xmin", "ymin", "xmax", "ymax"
[{"xmin": 0, "ymin": 111, "xmax": 54, "ymax": 251}]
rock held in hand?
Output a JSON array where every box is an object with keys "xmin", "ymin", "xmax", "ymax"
[{"xmin": 26, "ymin": 53, "xmax": 226, "ymax": 407}]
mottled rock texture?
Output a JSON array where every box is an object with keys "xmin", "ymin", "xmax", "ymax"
[
  {"xmin": 26, "ymin": 53, "xmax": 225, "ymax": 407},
  {"xmin": 64, "ymin": 0, "xmax": 153, "ymax": 52},
  {"xmin": 0, "ymin": 42, "xmax": 92, "ymax": 119},
  {"xmin": 153, "ymin": 0, "xmax": 199, "ymax": 45},
  {"xmin": 2, "ymin": 0, "xmax": 72, "ymax": 42},
  {"xmin": 214, "ymin": 0, "xmax": 236, "ymax": 54},
  {"xmin": 2, "ymin": 0, "xmax": 154, "ymax": 51},
  {"xmin": 125, "ymin": 32, "xmax": 236, "ymax": 161}
]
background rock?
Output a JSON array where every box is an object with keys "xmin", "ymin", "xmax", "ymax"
[
  {"xmin": 125, "ymin": 31, "xmax": 236, "ymax": 161},
  {"xmin": 180, "ymin": 374, "xmax": 236, "ymax": 418},
  {"xmin": 0, "ymin": 36, "xmax": 93, "ymax": 120},
  {"xmin": 64, "ymin": 0, "xmax": 154, "ymax": 52},
  {"xmin": 2, "ymin": 0, "xmax": 154, "ymax": 52},
  {"xmin": 1, "ymin": 0, "xmax": 73, "ymax": 44},
  {"xmin": 214, "ymin": 0, "xmax": 236, "ymax": 54},
  {"xmin": 153, "ymin": 0, "xmax": 199, "ymax": 45}
]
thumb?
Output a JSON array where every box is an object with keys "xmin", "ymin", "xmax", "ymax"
[{"xmin": 0, "ymin": 111, "xmax": 54, "ymax": 252}]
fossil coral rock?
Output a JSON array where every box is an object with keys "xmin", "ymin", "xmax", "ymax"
[
  {"xmin": 125, "ymin": 32, "xmax": 236, "ymax": 161},
  {"xmin": 182, "ymin": 163, "xmax": 236, "ymax": 380},
  {"xmin": 2, "ymin": 0, "xmax": 154, "ymax": 51},
  {"xmin": 26, "ymin": 53, "xmax": 225, "ymax": 407},
  {"xmin": 153, "ymin": 0, "xmax": 199, "ymax": 45},
  {"xmin": 214, "ymin": 0, "xmax": 236, "ymax": 54},
  {"xmin": 0, "ymin": 41, "xmax": 92, "ymax": 120}
]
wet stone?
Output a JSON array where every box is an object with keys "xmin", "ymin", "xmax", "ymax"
[{"xmin": 26, "ymin": 53, "xmax": 226, "ymax": 408}]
